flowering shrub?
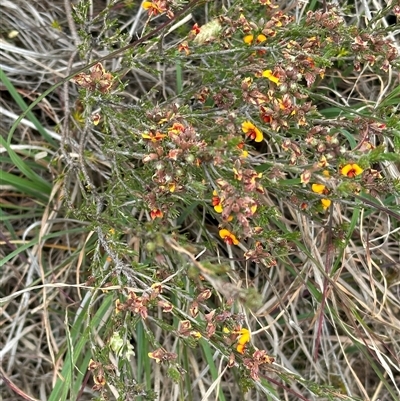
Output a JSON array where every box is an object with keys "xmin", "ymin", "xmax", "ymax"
[{"xmin": 65, "ymin": 0, "xmax": 400, "ymax": 400}]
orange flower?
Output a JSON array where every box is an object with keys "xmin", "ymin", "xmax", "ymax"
[
  {"xmin": 191, "ymin": 23, "xmax": 201, "ymax": 35},
  {"xmin": 236, "ymin": 328, "xmax": 251, "ymax": 354},
  {"xmin": 178, "ymin": 41, "xmax": 190, "ymax": 55},
  {"xmin": 93, "ymin": 374, "xmax": 106, "ymax": 386},
  {"xmin": 142, "ymin": 131, "xmax": 167, "ymax": 142},
  {"xmin": 341, "ymin": 163, "xmax": 363, "ymax": 178},
  {"xmin": 262, "ymin": 70, "xmax": 280, "ymax": 85},
  {"xmin": 259, "ymin": 106, "xmax": 273, "ymax": 124},
  {"xmin": 242, "ymin": 121, "xmax": 263, "ymax": 142},
  {"xmin": 219, "ymin": 229, "xmax": 239, "ymax": 245},
  {"xmin": 212, "ymin": 190, "xmax": 223, "ymax": 213},
  {"xmin": 237, "ymin": 142, "xmax": 249, "ymax": 158},
  {"xmin": 150, "ymin": 209, "xmax": 163, "ymax": 219},
  {"xmin": 142, "ymin": 1, "xmax": 163, "ymax": 16},
  {"xmin": 168, "ymin": 123, "xmax": 185, "ymax": 134},
  {"xmin": 212, "ymin": 191, "xmax": 233, "ymax": 220}
]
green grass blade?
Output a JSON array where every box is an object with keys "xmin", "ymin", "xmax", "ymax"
[
  {"xmin": 0, "ymin": 67, "xmax": 57, "ymax": 146},
  {"xmin": 0, "ymin": 136, "xmax": 52, "ymax": 194},
  {"xmin": 199, "ymin": 339, "xmax": 227, "ymax": 401},
  {"xmin": 0, "ymin": 169, "xmax": 50, "ymax": 201},
  {"xmin": 48, "ymin": 293, "xmax": 113, "ymax": 401}
]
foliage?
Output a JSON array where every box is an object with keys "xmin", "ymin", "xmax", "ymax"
[{"xmin": 1, "ymin": 0, "xmax": 400, "ymax": 401}]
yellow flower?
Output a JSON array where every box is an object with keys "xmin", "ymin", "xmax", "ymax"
[
  {"xmin": 148, "ymin": 351, "xmax": 162, "ymax": 364},
  {"xmin": 142, "ymin": 1, "xmax": 153, "ymax": 8},
  {"xmin": 115, "ymin": 299, "xmax": 122, "ymax": 314},
  {"xmin": 212, "ymin": 190, "xmax": 223, "ymax": 213},
  {"xmin": 142, "ymin": 1, "xmax": 162, "ymax": 15},
  {"xmin": 262, "ymin": 70, "xmax": 280, "ymax": 85},
  {"xmin": 219, "ymin": 229, "xmax": 239, "ymax": 245},
  {"xmin": 243, "ymin": 34, "xmax": 267, "ymax": 44},
  {"xmin": 142, "ymin": 131, "xmax": 167, "ymax": 142},
  {"xmin": 311, "ymin": 183, "xmax": 326, "ymax": 194},
  {"xmin": 236, "ymin": 328, "xmax": 251, "ymax": 354},
  {"xmin": 237, "ymin": 142, "xmax": 249, "ymax": 158},
  {"xmin": 168, "ymin": 123, "xmax": 185, "ymax": 134},
  {"xmin": 212, "ymin": 191, "xmax": 233, "ymax": 220},
  {"xmin": 256, "ymin": 34, "xmax": 267, "ymax": 43},
  {"xmin": 321, "ymin": 198, "xmax": 331, "ymax": 210},
  {"xmin": 241, "ymin": 121, "xmax": 263, "ymax": 142},
  {"xmin": 341, "ymin": 163, "xmax": 363, "ymax": 178},
  {"xmin": 318, "ymin": 155, "xmax": 329, "ymax": 168},
  {"xmin": 243, "ymin": 34, "xmax": 254, "ymax": 44}
]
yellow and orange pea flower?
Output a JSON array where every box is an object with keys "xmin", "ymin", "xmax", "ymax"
[
  {"xmin": 311, "ymin": 183, "xmax": 326, "ymax": 194},
  {"xmin": 168, "ymin": 122, "xmax": 185, "ymax": 134},
  {"xmin": 259, "ymin": 106, "xmax": 273, "ymax": 124},
  {"xmin": 142, "ymin": 1, "xmax": 164, "ymax": 16},
  {"xmin": 150, "ymin": 209, "xmax": 163, "ymax": 219},
  {"xmin": 237, "ymin": 141, "xmax": 249, "ymax": 158},
  {"xmin": 178, "ymin": 41, "xmax": 190, "ymax": 55},
  {"xmin": 219, "ymin": 229, "xmax": 239, "ymax": 245},
  {"xmin": 212, "ymin": 190, "xmax": 223, "ymax": 213},
  {"xmin": 261, "ymin": 70, "xmax": 281, "ymax": 85},
  {"xmin": 243, "ymin": 33, "xmax": 267, "ymax": 45},
  {"xmin": 341, "ymin": 163, "xmax": 363, "ymax": 178},
  {"xmin": 311, "ymin": 184, "xmax": 331, "ymax": 210},
  {"xmin": 142, "ymin": 131, "xmax": 167, "ymax": 142},
  {"xmin": 241, "ymin": 121, "xmax": 263, "ymax": 142},
  {"xmin": 236, "ymin": 328, "xmax": 251, "ymax": 354},
  {"xmin": 212, "ymin": 191, "xmax": 234, "ymax": 221},
  {"xmin": 320, "ymin": 198, "xmax": 331, "ymax": 210},
  {"xmin": 191, "ymin": 23, "xmax": 201, "ymax": 36},
  {"xmin": 223, "ymin": 327, "xmax": 251, "ymax": 354}
]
